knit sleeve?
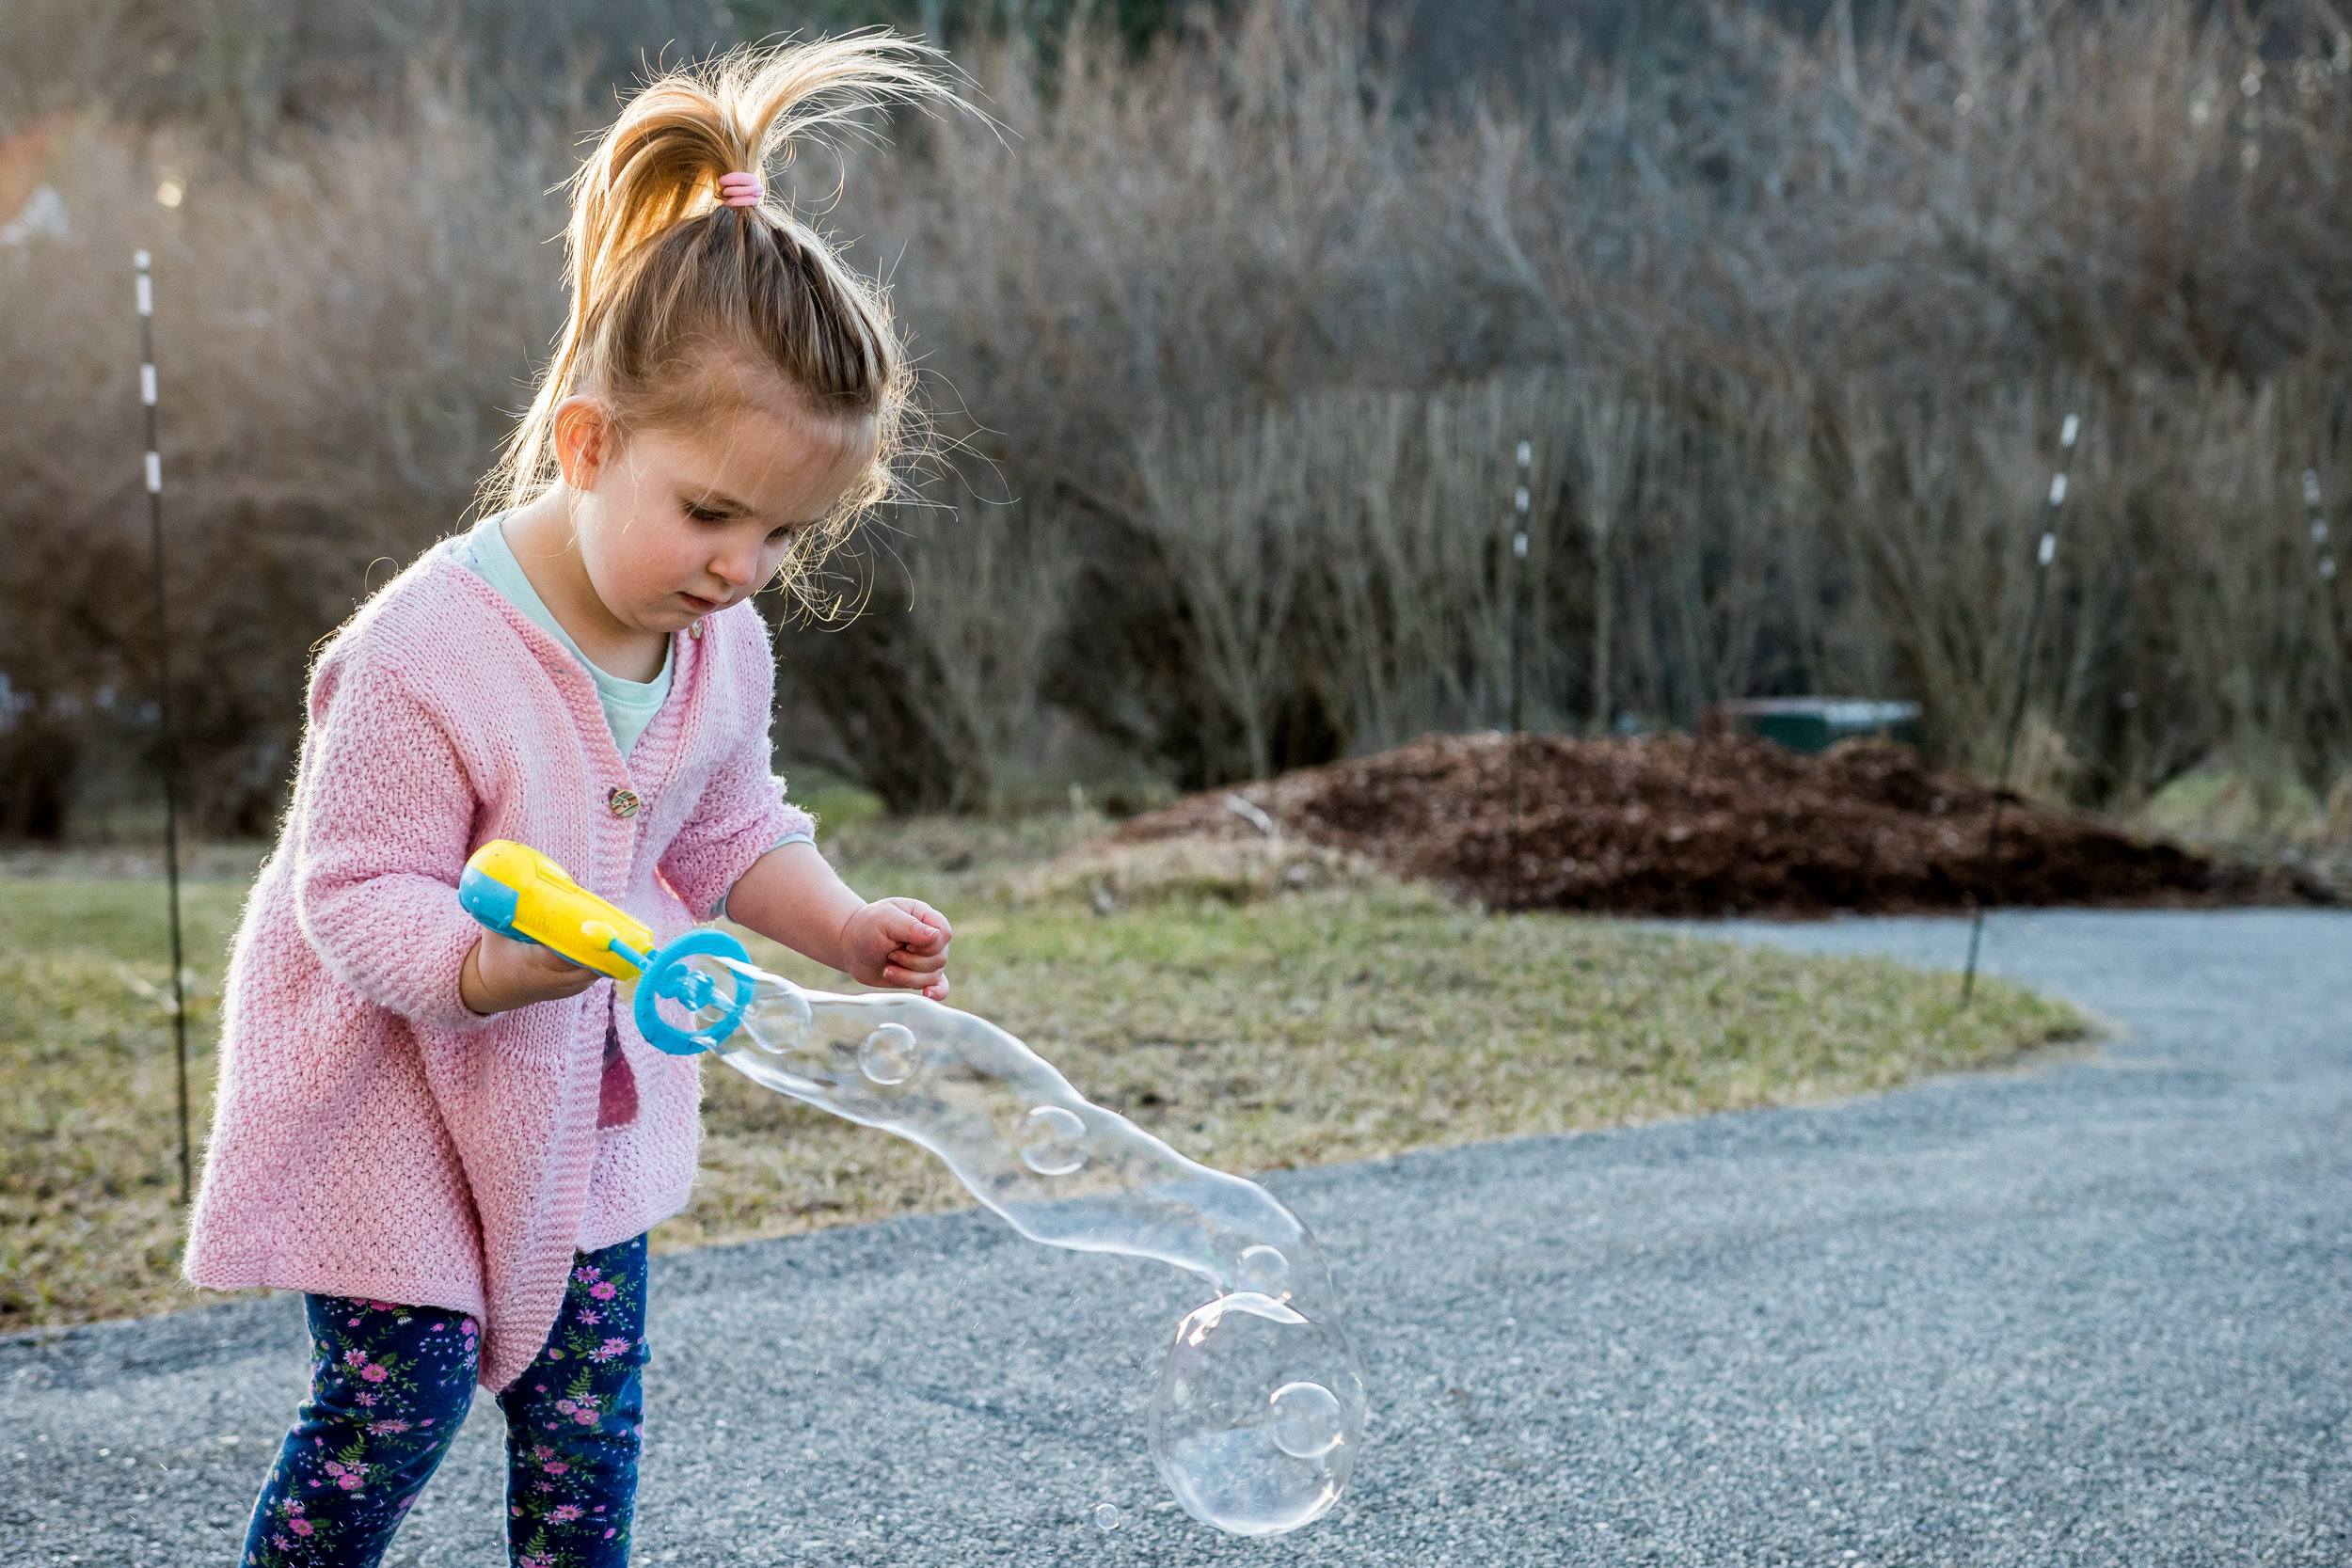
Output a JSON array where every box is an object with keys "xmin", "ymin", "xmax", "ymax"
[
  {"xmin": 290, "ymin": 652, "xmax": 499, "ymax": 1036},
  {"xmin": 657, "ymin": 626, "xmax": 811, "ymax": 922}
]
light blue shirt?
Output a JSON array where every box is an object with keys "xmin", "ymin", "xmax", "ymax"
[
  {"xmin": 453, "ymin": 512, "xmax": 810, "ymax": 917},
  {"xmin": 453, "ymin": 513, "xmax": 672, "ymax": 757}
]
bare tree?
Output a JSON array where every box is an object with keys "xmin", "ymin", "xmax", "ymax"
[{"xmin": 1135, "ymin": 404, "xmax": 1309, "ymax": 782}]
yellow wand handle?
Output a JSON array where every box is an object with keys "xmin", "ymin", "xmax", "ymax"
[{"xmin": 458, "ymin": 840, "xmax": 657, "ymax": 980}]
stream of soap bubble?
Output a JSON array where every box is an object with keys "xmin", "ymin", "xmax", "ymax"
[{"xmin": 655, "ymin": 953, "xmax": 1367, "ymax": 1537}]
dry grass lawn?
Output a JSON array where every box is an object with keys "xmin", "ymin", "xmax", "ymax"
[{"xmin": 0, "ymin": 823, "xmax": 2086, "ymax": 1330}]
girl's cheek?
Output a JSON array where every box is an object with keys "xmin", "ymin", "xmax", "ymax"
[{"xmin": 644, "ymin": 537, "xmax": 697, "ymax": 591}]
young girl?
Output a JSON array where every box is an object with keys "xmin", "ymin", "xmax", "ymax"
[{"xmin": 185, "ymin": 38, "xmax": 961, "ymax": 1568}]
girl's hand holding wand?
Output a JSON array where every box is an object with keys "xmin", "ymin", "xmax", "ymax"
[{"xmin": 462, "ymin": 928, "xmax": 601, "ymax": 1016}]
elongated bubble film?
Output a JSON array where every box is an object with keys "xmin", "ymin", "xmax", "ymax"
[{"xmin": 654, "ymin": 954, "xmax": 1367, "ymax": 1535}]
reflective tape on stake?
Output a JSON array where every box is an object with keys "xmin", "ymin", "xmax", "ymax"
[
  {"xmin": 2039, "ymin": 531, "xmax": 2057, "ymax": 567},
  {"xmin": 146, "ymin": 451, "xmax": 162, "ymax": 493},
  {"xmin": 141, "ymin": 364, "xmax": 156, "ymax": 405},
  {"xmin": 1505, "ymin": 432, "xmax": 1534, "ymax": 900},
  {"xmin": 2048, "ymin": 472, "xmax": 2068, "ymax": 506}
]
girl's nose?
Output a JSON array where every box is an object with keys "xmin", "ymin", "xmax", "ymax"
[{"xmin": 707, "ymin": 546, "xmax": 757, "ymax": 592}]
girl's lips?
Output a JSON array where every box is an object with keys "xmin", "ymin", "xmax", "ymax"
[{"xmin": 678, "ymin": 592, "xmax": 720, "ymax": 613}]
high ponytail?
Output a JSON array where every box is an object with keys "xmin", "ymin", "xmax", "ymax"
[{"xmin": 485, "ymin": 33, "xmax": 960, "ymax": 575}]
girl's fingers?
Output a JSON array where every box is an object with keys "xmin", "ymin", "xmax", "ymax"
[
  {"xmin": 883, "ymin": 962, "xmax": 948, "ymax": 992},
  {"xmin": 876, "ymin": 906, "xmax": 935, "ymax": 950},
  {"xmin": 507, "ymin": 934, "xmax": 584, "ymax": 974},
  {"xmin": 885, "ymin": 898, "xmax": 954, "ymax": 948}
]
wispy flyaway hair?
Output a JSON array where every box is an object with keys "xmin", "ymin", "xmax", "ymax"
[{"xmin": 485, "ymin": 33, "xmax": 960, "ymax": 574}]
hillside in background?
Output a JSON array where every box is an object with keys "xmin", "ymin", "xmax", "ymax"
[
  {"xmin": 0, "ymin": 0, "xmax": 1952, "ymax": 138},
  {"xmin": 5, "ymin": 0, "xmax": 2349, "ymax": 839}
]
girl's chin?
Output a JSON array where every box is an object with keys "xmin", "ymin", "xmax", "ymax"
[{"xmin": 628, "ymin": 605, "xmax": 702, "ymax": 637}]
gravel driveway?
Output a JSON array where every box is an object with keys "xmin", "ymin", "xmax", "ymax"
[{"xmin": 6, "ymin": 908, "xmax": 2349, "ymax": 1566}]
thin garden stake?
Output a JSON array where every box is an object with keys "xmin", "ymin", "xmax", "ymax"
[
  {"xmin": 135, "ymin": 249, "xmax": 193, "ymax": 1206},
  {"xmin": 1962, "ymin": 412, "xmax": 2078, "ymax": 1003},
  {"xmin": 1505, "ymin": 438, "xmax": 1532, "ymax": 907},
  {"xmin": 2302, "ymin": 470, "xmax": 2350, "ymax": 711}
]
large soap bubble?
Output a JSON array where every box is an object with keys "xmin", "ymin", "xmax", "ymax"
[
  {"xmin": 1151, "ymin": 1293, "xmax": 1360, "ymax": 1535},
  {"xmin": 641, "ymin": 946, "xmax": 1366, "ymax": 1535}
]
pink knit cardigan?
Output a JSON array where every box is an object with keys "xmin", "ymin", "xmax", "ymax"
[{"xmin": 184, "ymin": 539, "xmax": 811, "ymax": 1391}]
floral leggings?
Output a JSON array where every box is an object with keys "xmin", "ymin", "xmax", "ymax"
[{"xmin": 241, "ymin": 1234, "xmax": 649, "ymax": 1568}]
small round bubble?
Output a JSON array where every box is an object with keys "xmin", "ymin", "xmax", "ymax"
[
  {"xmin": 1268, "ymin": 1382, "xmax": 1343, "ymax": 1459},
  {"xmin": 858, "ymin": 1023, "xmax": 919, "ymax": 1085},
  {"xmin": 1092, "ymin": 1502, "xmax": 1122, "ymax": 1531},
  {"xmin": 1019, "ymin": 1105, "xmax": 1089, "ymax": 1176},
  {"xmin": 1232, "ymin": 1243, "xmax": 1290, "ymax": 1299}
]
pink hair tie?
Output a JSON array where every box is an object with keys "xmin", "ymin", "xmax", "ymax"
[{"xmin": 718, "ymin": 171, "xmax": 763, "ymax": 208}]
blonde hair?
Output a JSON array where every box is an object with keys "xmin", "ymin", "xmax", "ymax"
[{"xmin": 485, "ymin": 34, "xmax": 958, "ymax": 588}]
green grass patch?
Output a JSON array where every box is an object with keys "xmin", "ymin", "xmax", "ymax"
[
  {"xmin": 0, "ymin": 832, "xmax": 2085, "ymax": 1330},
  {"xmin": 778, "ymin": 768, "xmax": 887, "ymax": 840},
  {"xmin": 1, "ymin": 875, "xmax": 248, "ymax": 1329}
]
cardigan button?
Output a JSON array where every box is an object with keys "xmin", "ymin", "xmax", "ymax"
[
  {"xmin": 689, "ymin": 619, "xmax": 705, "ymax": 641},
  {"xmin": 608, "ymin": 786, "xmax": 641, "ymax": 819}
]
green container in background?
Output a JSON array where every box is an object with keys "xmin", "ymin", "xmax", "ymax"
[{"xmin": 1705, "ymin": 699, "xmax": 1923, "ymax": 754}]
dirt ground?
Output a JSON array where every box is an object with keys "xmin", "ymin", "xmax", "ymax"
[{"xmin": 1113, "ymin": 732, "xmax": 2326, "ymax": 916}]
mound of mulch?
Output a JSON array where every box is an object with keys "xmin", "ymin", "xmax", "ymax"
[{"xmin": 1112, "ymin": 733, "xmax": 2317, "ymax": 916}]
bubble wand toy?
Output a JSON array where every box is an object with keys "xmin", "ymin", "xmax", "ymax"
[{"xmin": 460, "ymin": 840, "xmax": 1366, "ymax": 1536}]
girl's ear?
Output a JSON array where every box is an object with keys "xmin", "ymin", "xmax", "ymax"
[{"xmin": 551, "ymin": 396, "xmax": 615, "ymax": 491}]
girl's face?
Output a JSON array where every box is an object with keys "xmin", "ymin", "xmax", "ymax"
[{"xmin": 553, "ymin": 391, "xmax": 876, "ymax": 637}]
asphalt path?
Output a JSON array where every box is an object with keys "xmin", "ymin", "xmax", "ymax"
[{"xmin": 5, "ymin": 909, "xmax": 2349, "ymax": 1566}]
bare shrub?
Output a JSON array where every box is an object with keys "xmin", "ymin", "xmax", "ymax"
[
  {"xmin": 1304, "ymin": 385, "xmax": 1519, "ymax": 752},
  {"xmin": 1134, "ymin": 403, "xmax": 1311, "ymax": 782},
  {"xmin": 0, "ymin": 87, "xmax": 568, "ymax": 834},
  {"xmin": 780, "ymin": 487, "xmax": 1080, "ymax": 813},
  {"xmin": 11, "ymin": 0, "xmax": 2352, "ymax": 834}
]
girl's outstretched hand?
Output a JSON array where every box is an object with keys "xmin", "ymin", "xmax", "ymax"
[
  {"xmin": 460, "ymin": 929, "xmax": 602, "ymax": 1017},
  {"xmin": 837, "ymin": 897, "xmax": 954, "ymax": 1000}
]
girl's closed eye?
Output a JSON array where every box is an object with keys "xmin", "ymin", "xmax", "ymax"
[
  {"xmin": 680, "ymin": 487, "xmax": 812, "ymax": 546},
  {"xmin": 679, "ymin": 487, "xmax": 750, "ymax": 527}
]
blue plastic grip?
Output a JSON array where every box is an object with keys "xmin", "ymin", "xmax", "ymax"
[{"xmin": 457, "ymin": 862, "xmax": 534, "ymax": 945}]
